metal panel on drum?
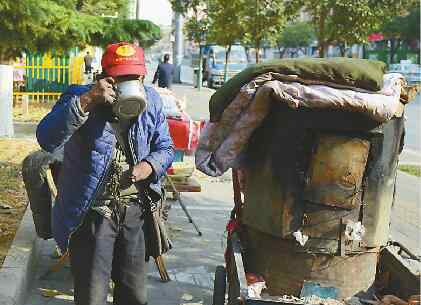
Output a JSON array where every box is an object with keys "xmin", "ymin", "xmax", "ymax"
[{"xmin": 303, "ymin": 134, "xmax": 370, "ymax": 209}]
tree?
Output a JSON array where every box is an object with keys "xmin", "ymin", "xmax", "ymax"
[
  {"xmin": 241, "ymin": 0, "xmax": 287, "ymax": 63},
  {"xmin": 75, "ymin": 0, "xmax": 129, "ymax": 17},
  {"xmin": 277, "ymin": 22, "xmax": 315, "ymax": 58},
  {"xmin": 381, "ymin": 2, "xmax": 420, "ymax": 63},
  {"xmin": 183, "ymin": 1, "xmax": 209, "ymax": 44},
  {"xmin": 0, "ymin": 0, "xmax": 160, "ymax": 63},
  {"xmin": 285, "ymin": 0, "xmax": 415, "ymax": 57},
  {"xmin": 0, "ymin": 0, "xmax": 160, "ymax": 137},
  {"xmin": 169, "ymin": 0, "xmax": 203, "ymax": 14},
  {"xmin": 92, "ymin": 18, "xmax": 161, "ymax": 49},
  {"xmin": 207, "ymin": 0, "xmax": 245, "ymax": 79}
]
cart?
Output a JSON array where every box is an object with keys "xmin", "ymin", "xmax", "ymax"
[{"xmin": 207, "ymin": 78, "xmax": 421, "ymax": 302}]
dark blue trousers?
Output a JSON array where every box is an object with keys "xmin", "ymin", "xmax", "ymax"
[{"xmin": 69, "ymin": 204, "xmax": 148, "ymax": 305}]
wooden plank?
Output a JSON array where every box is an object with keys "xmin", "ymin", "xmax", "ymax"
[{"xmin": 164, "ymin": 177, "xmax": 201, "ymax": 193}]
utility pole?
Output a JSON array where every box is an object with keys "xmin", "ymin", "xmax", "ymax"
[
  {"xmin": 173, "ymin": 1, "xmax": 184, "ymax": 83},
  {"xmin": 136, "ymin": 0, "xmax": 141, "ymax": 20}
]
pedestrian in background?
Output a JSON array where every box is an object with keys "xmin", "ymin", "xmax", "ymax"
[
  {"xmin": 153, "ymin": 54, "xmax": 174, "ymax": 89},
  {"xmin": 84, "ymin": 51, "xmax": 93, "ymax": 74}
]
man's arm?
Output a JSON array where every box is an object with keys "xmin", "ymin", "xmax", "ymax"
[
  {"xmin": 36, "ymin": 78, "xmax": 116, "ymax": 153},
  {"xmin": 36, "ymin": 88, "xmax": 89, "ymax": 153}
]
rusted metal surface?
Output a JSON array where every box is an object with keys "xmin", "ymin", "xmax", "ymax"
[
  {"xmin": 240, "ymin": 106, "xmax": 383, "ymax": 239},
  {"xmin": 376, "ymin": 246, "xmax": 421, "ymax": 299},
  {"xmin": 303, "ymin": 135, "xmax": 370, "ymax": 209},
  {"xmin": 242, "ymin": 226, "xmax": 378, "ymax": 299},
  {"xmin": 299, "ymin": 204, "xmax": 360, "ymax": 255},
  {"xmin": 231, "ymin": 105, "xmax": 405, "ymax": 301},
  {"xmin": 362, "ymin": 117, "xmax": 404, "ymax": 247}
]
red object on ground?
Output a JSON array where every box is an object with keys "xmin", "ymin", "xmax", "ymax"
[{"xmin": 167, "ymin": 113, "xmax": 203, "ymax": 154}]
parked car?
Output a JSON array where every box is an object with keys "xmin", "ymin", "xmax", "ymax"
[
  {"xmin": 388, "ymin": 61, "xmax": 421, "ymax": 84},
  {"xmin": 203, "ymin": 44, "xmax": 248, "ymax": 88}
]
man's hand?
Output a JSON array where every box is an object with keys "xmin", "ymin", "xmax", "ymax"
[
  {"xmin": 130, "ymin": 161, "xmax": 153, "ymax": 182},
  {"xmin": 79, "ymin": 77, "xmax": 116, "ymax": 112}
]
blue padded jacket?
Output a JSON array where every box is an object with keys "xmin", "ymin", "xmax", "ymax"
[{"xmin": 36, "ymin": 85, "xmax": 175, "ymax": 252}]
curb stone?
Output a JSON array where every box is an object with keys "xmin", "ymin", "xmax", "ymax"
[{"xmin": 0, "ymin": 208, "xmax": 41, "ymax": 305}]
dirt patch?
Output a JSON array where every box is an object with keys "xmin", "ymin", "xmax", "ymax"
[
  {"xmin": 13, "ymin": 101, "xmax": 54, "ymax": 123},
  {"xmin": 0, "ymin": 139, "xmax": 39, "ymax": 265}
]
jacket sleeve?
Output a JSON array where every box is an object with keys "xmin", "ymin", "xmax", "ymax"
[
  {"xmin": 36, "ymin": 87, "xmax": 90, "ymax": 154},
  {"xmin": 144, "ymin": 97, "xmax": 175, "ymax": 183}
]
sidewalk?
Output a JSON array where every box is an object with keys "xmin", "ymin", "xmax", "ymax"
[
  {"xmin": 391, "ymin": 171, "xmax": 421, "ymax": 256},
  {"xmin": 14, "ymin": 169, "xmax": 421, "ymax": 305},
  {"xmin": 171, "ymin": 84, "xmax": 215, "ymax": 121},
  {"xmin": 23, "ymin": 178, "xmax": 233, "ymax": 305},
  {"xmin": 400, "ymin": 148, "xmax": 421, "ymax": 166}
]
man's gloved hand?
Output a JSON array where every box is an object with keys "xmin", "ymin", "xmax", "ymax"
[
  {"xmin": 80, "ymin": 77, "xmax": 116, "ymax": 112},
  {"xmin": 131, "ymin": 161, "xmax": 153, "ymax": 182}
]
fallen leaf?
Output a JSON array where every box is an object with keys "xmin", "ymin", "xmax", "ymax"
[
  {"xmin": 39, "ymin": 288, "xmax": 61, "ymax": 298},
  {"xmin": 181, "ymin": 293, "xmax": 194, "ymax": 301}
]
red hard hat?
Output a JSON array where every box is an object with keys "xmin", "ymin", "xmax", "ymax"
[{"xmin": 101, "ymin": 42, "xmax": 147, "ymax": 77}]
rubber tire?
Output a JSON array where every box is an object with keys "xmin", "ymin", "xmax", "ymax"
[{"xmin": 212, "ymin": 265, "xmax": 227, "ymax": 305}]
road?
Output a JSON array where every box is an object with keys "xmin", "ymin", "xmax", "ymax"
[{"xmin": 404, "ymin": 92, "xmax": 421, "ymax": 152}]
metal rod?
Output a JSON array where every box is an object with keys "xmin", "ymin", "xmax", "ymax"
[{"xmin": 165, "ymin": 174, "xmax": 202, "ymax": 236}]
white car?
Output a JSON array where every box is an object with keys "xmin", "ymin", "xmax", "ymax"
[{"xmin": 388, "ymin": 62, "xmax": 421, "ymax": 84}]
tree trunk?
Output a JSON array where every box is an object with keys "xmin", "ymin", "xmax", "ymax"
[
  {"xmin": 317, "ymin": 9, "xmax": 327, "ymax": 58},
  {"xmin": 255, "ymin": 40, "xmax": 260, "ymax": 64},
  {"xmin": 319, "ymin": 43, "xmax": 327, "ymax": 58},
  {"xmin": 389, "ymin": 39, "xmax": 395, "ymax": 64},
  {"xmin": 389, "ymin": 38, "xmax": 401, "ymax": 64},
  {"xmin": 245, "ymin": 46, "xmax": 250, "ymax": 63},
  {"xmin": 224, "ymin": 45, "xmax": 231, "ymax": 82},
  {"xmin": 339, "ymin": 43, "xmax": 347, "ymax": 57},
  {"xmin": 280, "ymin": 48, "xmax": 287, "ymax": 58}
]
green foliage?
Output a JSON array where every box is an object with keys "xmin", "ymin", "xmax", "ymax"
[
  {"xmin": 278, "ymin": 22, "xmax": 315, "ymax": 49},
  {"xmin": 169, "ymin": 0, "xmax": 203, "ymax": 14},
  {"xmin": 241, "ymin": 0, "xmax": 286, "ymax": 47},
  {"xmin": 207, "ymin": 0, "xmax": 245, "ymax": 47},
  {"xmin": 284, "ymin": 0, "xmax": 415, "ymax": 57},
  {"xmin": 381, "ymin": 2, "xmax": 420, "ymax": 42},
  {"xmin": 180, "ymin": 0, "xmax": 298, "ymax": 63},
  {"xmin": 92, "ymin": 18, "xmax": 161, "ymax": 48},
  {"xmin": 0, "ymin": 0, "xmax": 160, "ymax": 61},
  {"xmin": 184, "ymin": 2, "xmax": 209, "ymax": 44},
  {"xmin": 240, "ymin": 0, "xmax": 287, "ymax": 62},
  {"xmin": 76, "ymin": 0, "xmax": 129, "ymax": 17},
  {"xmin": 207, "ymin": 0, "xmax": 246, "ymax": 79}
]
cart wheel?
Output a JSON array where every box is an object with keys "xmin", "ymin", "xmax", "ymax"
[{"xmin": 212, "ymin": 265, "xmax": 227, "ymax": 305}]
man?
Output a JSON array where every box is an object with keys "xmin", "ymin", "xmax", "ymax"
[
  {"xmin": 37, "ymin": 42, "xmax": 175, "ymax": 305},
  {"xmin": 152, "ymin": 54, "xmax": 174, "ymax": 89},
  {"xmin": 84, "ymin": 51, "xmax": 93, "ymax": 74}
]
